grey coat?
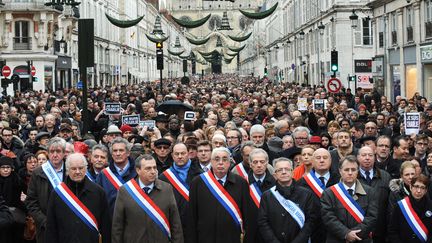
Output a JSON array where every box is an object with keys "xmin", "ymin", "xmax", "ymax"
[
  {"xmin": 320, "ymin": 180, "xmax": 378, "ymax": 243},
  {"xmin": 111, "ymin": 178, "xmax": 183, "ymax": 243}
]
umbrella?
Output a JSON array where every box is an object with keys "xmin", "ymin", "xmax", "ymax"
[{"xmin": 156, "ymin": 100, "xmax": 193, "ymax": 118}]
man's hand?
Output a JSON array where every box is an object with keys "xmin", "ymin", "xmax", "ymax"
[{"xmin": 345, "ymin": 229, "xmax": 362, "ymax": 242}]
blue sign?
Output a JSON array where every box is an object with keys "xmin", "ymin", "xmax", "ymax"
[{"xmin": 77, "ymin": 80, "xmax": 83, "ymax": 89}]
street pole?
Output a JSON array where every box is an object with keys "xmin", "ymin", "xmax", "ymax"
[{"xmin": 160, "ymin": 69, "xmax": 163, "ymax": 93}]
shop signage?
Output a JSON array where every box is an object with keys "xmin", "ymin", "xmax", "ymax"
[
  {"xmin": 421, "ymin": 45, "xmax": 432, "ymax": 62},
  {"xmin": 354, "ymin": 60, "xmax": 372, "ymax": 73}
]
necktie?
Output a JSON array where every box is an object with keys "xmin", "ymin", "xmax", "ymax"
[
  {"xmin": 218, "ymin": 180, "xmax": 224, "ymax": 186},
  {"xmin": 256, "ymin": 180, "xmax": 262, "ymax": 189},
  {"xmin": 203, "ymin": 166, "xmax": 209, "ymax": 172},
  {"xmin": 347, "ymin": 189, "xmax": 354, "ymax": 197},
  {"xmin": 365, "ymin": 170, "xmax": 372, "ymax": 185},
  {"xmin": 143, "ymin": 187, "xmax": 150, "ymax": 194},
  {"xmin": 319, "ymin": 176, "xmax": 326, "ymax": 186}
]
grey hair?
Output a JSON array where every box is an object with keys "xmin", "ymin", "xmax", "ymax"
[
  {"xmin": 110, "ymin": 137, "xmax": 132, "ymax": 153},
  {"xmin": 91, "ymin": 144, "xmax": 109, "ymax": 155},
  {"xmin": 135, "ymin": 154, "xmax": 156, "ymax": 169},
  {"xmin": 272, "ymin": 157, "xmax": 293, "ymax": 169},
  {"xmin": 224, "ymin": 121, "xmax": 237, "ymax": 130},
  {"xmin": 65, "ymin": 153, "xmax": 88, "ymax": 170},
  {"xmin": 292, "ymin": 126, "xmax": 311, "ymax": 139},
  {"xmin": 249, "ymin": 148, "xmax": 269, "ymax": 164},
  {"xmin": 240, "ymin": 141, "xmax": 256, "ymax": 154},
  {"xmin": 250, "ymin": 124, "xmax": 265, "ymax": 136},
  {"xmin": 211, "ymin": 147, "xmax": 231, "ymax": 160},
  {"xmin": 47, "ymin": 137, "xmax": 67, "ymax": 152}
]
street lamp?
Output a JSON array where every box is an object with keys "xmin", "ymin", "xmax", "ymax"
[
  {"xmin": 318, "ymin": 22, "xmax": 325, "ymax": 35},
  {"xmin": 349, "ymin": 10, "xmax": 358, "ymax": 28}
]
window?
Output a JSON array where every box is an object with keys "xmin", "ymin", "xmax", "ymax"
[
  {"xmin": 391, "ymin": 12, "xmax": 397, "ymax": 45},
  {"xmin": 426, "ymin": 1, "xmax": 432, "ymax": 38},
  {"xmin": 362, "ymin": 18, "xmax": 373, "ymax": 45},
  {"xmin": 14, "ymin": 21, "xmax": 30, "ymax": 50},
  {"xmin": 379, "ymin": 17, "xmax": 384, "ymax": 48}
]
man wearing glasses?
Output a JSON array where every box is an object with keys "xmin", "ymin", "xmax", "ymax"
[
  {"xmin": 257, "ymin": 157, "xmax": 318, "ymax": 242},
  {"xmin": 375, "ymin": 135, "xmax": 392, "ymax": 171},
  {"xmin": 188, "ymin": 147, "xmax": 249, "ymax": 243},
  {"xmin": 414, "ymin": 134, "xmax": 429, "ymax": 170},
  {"xmin": 152, "ymin": 138, "xmax": 174, "ymax": 174}
]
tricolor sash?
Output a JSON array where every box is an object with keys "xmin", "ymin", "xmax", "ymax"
[
  {"xmin": 42, "ymin": 162, "xmax": 62, "ymax": 188},
  {"xmin": 123, "ymin": 180, "xmax": 171, "ymax": 239},
  {"xmin": 235, "ymin": 163, "xmax": 249, "ymax": 182},
  {"xmin": 398, "ymin": 197, "xmax": 429, "ymax": 242},
  {"xmin": 86, "ymin": 171, "xmax": 95, "ymax": 182},
  {"xmin": 330, "ymin": 183, "xmax": 365, "ymax": 223},
  {"xmin": 249, "ymin": 182, "xmax": 262, "ymax": 208},
  {"xmin": 162, "ymin": 168, "xmax": 189, "ymax": 201},
  {"xmin": 200, "ymin": 171, "xmax": 243, "ymax": 231},
  {"xmin": 270, "ymin": 186, "xmax": 305, "ymax": 228},
  {"xmin": 101, "ymin": 167, "xmax": 125, "ymax": 190},
  {"xmin": 303, "ymin": 172, "xmax": 325, "ymax": 197},
  {"xmin": 55, "ymin": 182, "xmax": 99, "ymax": 234}
]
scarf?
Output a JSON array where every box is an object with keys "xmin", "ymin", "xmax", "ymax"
[{"xmin": 172, "ymin": 159, "xmax": 191, "ymax": 183}]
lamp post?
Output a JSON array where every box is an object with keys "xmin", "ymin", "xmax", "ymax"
[
  {"xmin": 317, "ymin": 22, "xmax": 325, "ymax": 85},
  {"xmin": 349, "ymin": 10, "xmax": 358, "ymax": 91}
]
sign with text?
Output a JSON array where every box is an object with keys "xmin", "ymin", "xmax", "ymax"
[
  {"xmin": 140, "ymin": 120, "xmax": 155, "ymax": 129},
  {"xmin": 313, "ymin": 99, "xmax": 326, "ymax": 110},
  {"xmin": 122, "ymin": 115, "xmax": 140, "ymax": 126},
  {"xmin": 297, "ymin": 98, "xmax": 308, "ymax": 111},
  {"xmin": 354, "ymin": 60, "xmax": 372, "ymax": 73},
  {"xmin": 404, "ymin": 113, "xmax": 420, "ymax": 135},
  {"xmin": 104, "ymin": 103, "xmax": 121, "ymax": 115},
  {"xmin": 421, "ymin": 45, "xmax": 432, "ymax": 63},
  {"xmin": 184, "ymin": 111, "xmax": 196, "ymax": 121},
  {"xmin": 356, "ymin": 74, "xmax": 374, "ymax": 89}
]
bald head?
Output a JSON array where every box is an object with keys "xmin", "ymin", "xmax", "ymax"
[
  {"xmin": 357, "ymin": 146, "xmax": 375, "ymax": 171},
  {"xmin": 312, "ymin": 148, "xmax": 331, "ymax": 174}
]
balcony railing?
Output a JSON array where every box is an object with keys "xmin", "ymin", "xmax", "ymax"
[
  {"xmin": 391, "ymin": 31, "xmax": 397, "ymax": 45},
  {"xmin": 426, "ymin": 22, "xmax": 432, "ymax": 39},
  {"xmin": 13, "ymin": 37, "xmax": 32, "ymax": 50},
  {"xmin": 407, "ymin": 26, "xmax": 413, "ymax": 42}
]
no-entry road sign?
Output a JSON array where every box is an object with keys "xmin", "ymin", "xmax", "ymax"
[{"xmin": 1, "ymin": 66, "xmax": 11, "ymax": 78}]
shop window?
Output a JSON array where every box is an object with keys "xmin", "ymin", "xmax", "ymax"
[{"xmin": 405, "ymin": 65, "xmax": 417, "ymax": 99}]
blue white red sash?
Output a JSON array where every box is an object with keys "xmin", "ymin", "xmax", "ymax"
[
  {"xmin": 303, "ymin": 171, "xmax": 325, "ymax": 197},
  {"xmin": 235, "ymin": 163, "xmax": 249, "ymax": 182},
  {"xmin": 249, "ymin": 182, "xmax": 262, "ymax": 208},
  {"xmin": 86, "ymin": 171, "xmax": 95, "ymax": 182},
  {"xmin": 101, "ymin": 167, "xmax": 125, "ymax": 190},
  {"xmin": 200, "ymin": 171, "xmax": 243, "ymax": 231},
  {"xmin": 162, "ymin": 168, "xmax": 189, "ymax": 201},
  {"xmin": 42, "ymin": 162, "xmax": 62, "ymax": 188},
  {"xmin": 398, "ymin": 197, "xmax": 429, "ymax": 242},
  {"xmin": 54, "ymin": 182, "xmax": 99, "ymax": 234},
  {"xmin": 123, "ymin": 180, "xmax": 171, "ymax": 239},
  {"xmin": 270, "ymin": 186, "xmax": 305, "ymax": 228},
  {"xmin": 330, "ymin": 183, "xmax": 365, "ymax": 223}
]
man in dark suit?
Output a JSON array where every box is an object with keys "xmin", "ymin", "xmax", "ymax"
[
  {"xmin": 112, "ymin": 154, "xmax": 183, "ymax": 243},
  {"xmin": 159, "ymin": 143, "xmax": 202, "ymax": 240},
  {"xmin": 356, "ymin": 146, "xmax": 391, "ymax": 243},
  {"xmin": 297, "ymin": 148, "xmax": 339, "ymax": 243},
  {"xmin": 195, "ymin": 140, "xmax": 213, "ymax": 173},
  {"xmin": 25, "ymin": 137, "xmax": 67, "ymax": 243},
  {"xmin": 188, "ymin": 147, "xmax": 249, "ymax": 243},
  {"xmin": 244, "ymin": 148, "xmax": 275, "ymax": 243}
]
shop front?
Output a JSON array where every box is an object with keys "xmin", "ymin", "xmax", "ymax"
[
  {"xmin": 421, "ymin": 45, "xmax": 432, "ymax": 99},
  {"xmin": 404, "ymin": 46, "xmax": 417, "ymax": 99}
]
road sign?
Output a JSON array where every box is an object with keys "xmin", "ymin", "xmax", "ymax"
[
  {"xmin": 1, "ymin": 66, "xmax": 11, "ymax": 78},
  {"xmin": 156, "ymin": 42, "xmax": 163, "ymax": 49},
  {"xmin": 31, "ymin": 66, "xmax": 36, "ymax": 76},
  {"xmin": 327, "ymin": 78, "xmax": 342, "ymax": 93}
]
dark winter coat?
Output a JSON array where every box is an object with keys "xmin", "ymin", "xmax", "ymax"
[
  {"xmin": 45, "ymin": 177, "xmax": 111, "ymax": 243},
  {"xmin": 257, "ymin": 181, "xmax": 319, "ymax": 243}
]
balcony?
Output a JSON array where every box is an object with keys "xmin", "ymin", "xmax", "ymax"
[
  {"xmin": 426, "ymin": 22, "xmax": 432, "ymax": 39},
  {"xmin": 407, "ymin": 26, "xmax": 413, "ymax": 42},
  {"xmin": 391, "ymin": 31, "xmax": 397, "ymax": 45},
  {"xmin": 13, "ymin": 37, "xmax": 32, "ymax": 50}
]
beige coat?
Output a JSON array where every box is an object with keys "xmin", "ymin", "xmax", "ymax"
[{"xmin": 112, "ymin": 178, "xmax": 183, "ymax": 243}]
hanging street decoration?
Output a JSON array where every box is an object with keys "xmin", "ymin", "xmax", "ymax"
[
  {"xmin": 226, "ymin": 52, "xmax": 238, "ymax": 57},
  {"xmin": 218, "ymin": 12, "xmax": 233, "ymax": 31},
  {"xmin": 105, "ymin": 13, "xmax": 144, "ymax": 28},
  {"xmin": 146, "ymin": 16, "xmax": 169, "ymax": 43},
  {"xmin": 216, "ymin": 36, "xmax": 223, "ymax": 48},
  {"xmin": 168, "ymin": 36, "xmax": 185, "ymax": 56},
  {"xmin": 228, "ymin": 32, "xmax": 252, "ymax": 42},
  {"xmin": 45, "ymin": 0, "xmax": 81, "ymax": 7},
  {"xmin": 171, "ymin": 14, "xmax": 212, "ymax": 28},
  {"xmin": 146, "ymin": 34, "xmax": 169, "ymax": 43},
  {"xmin": 168, "ymin": 49, "xmax": 184, "ymax": 56},
  {"xmin": 228, "ymin": 45, "xmax": 246, "ymax": 52},
  {"xmin": 239, "ymin": 2, "xmax": 278, "ymax": 20},
  {"xmin": 186, "ymin": 36, "xmax": 211, "ymax": 45}
]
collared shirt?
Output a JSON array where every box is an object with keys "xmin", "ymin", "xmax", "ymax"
[
  {"xmin": 114, "ymin": 161, "xmax": 130, "ymax": 176},
  {"xmin": 200, "ymin": 162, "xmax": 211, "ymax": 172},
  {"xmin": 253, "ymin": 174, "xmax": 265, "ymax": 184},
  {"xmin": 51, "ymin": 162, "xmax": 64, "ymax": 181},
  {"xmin": 342, "ymin": 182, "xmax": 356, "ymax": 194},
  {"xmin": 359, "ymin": 167, "xmax": 374, "ymax": 180},
  {"xmin": 314, "ymin": 171, "xmax": 330, "ymax": 185},
  {"xmin": 138, "ymin": 179, "xmax": 155, "ymax": 194},
  {"xmin": 215, "ymin": 174, "xmax": 227, "ymax": 185}
]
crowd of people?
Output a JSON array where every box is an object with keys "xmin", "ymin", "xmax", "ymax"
[{"xmin": 0, "ymin": 74, "xmax": 431, "ymax": 243}]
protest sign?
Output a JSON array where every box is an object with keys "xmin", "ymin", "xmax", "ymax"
[
  {"xmin": 404, "ymin": 112, "xmax": 420, "ymax": 135},
  {"xmin": 104, "ymin": 103, "xmax": 121, "ymax": 115}
]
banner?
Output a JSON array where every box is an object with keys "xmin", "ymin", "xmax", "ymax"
[{"xmin": 404, "ymin": 112, "xmax": 420, "ymax": 135}]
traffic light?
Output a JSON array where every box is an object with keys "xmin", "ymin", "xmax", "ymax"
[
  {"xmin": 264, "ymin": 67, "xmax": 268, "ymax": 76},
  {"xmin": 331, "ymin": 50, "xmax": 338, "ymax": 72},
  {"xmin": 348, "ymin": 75, "xmax": 356, "ymax": 82},
  {"xmin": 156, "ymin": 42, "xmax": 163, "ymax": 70},
  {"xmin": 11, "ymin": 74, "xmax": 20, "ymax": 83}
]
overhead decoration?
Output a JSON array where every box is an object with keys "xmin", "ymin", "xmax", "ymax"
[
  {"xmin": 171, "ymin": 14, "xmax": 212, "ymax": 28},
  {"xmin": 168, "ymin": 49, "xmax": 184, "ymax": 56},
  {"xmin": 146, "ymin": 16, "xmax": 169, "ymax": 43},
  {"xmin": 198, "ymin": 50, "xmax": 217, "ymax": 57},
  {"xmin": 224, "ymin": 57, "xmax": 234, "ymax": 64},
  {"xmin": 186, "ymin": 36, "xmax": 211, "ymax": 45},
  {"xmin": 228, "ymin": 45, "xmax": 246, "ymax": 52},
  {"xmin": 239, "ymin": 2, "xmax": 279, "ymax": 20},
  {"xmin": 218, "ymin": 12, "xmax": 233, "ymax": 31},
  {"xmin": 216, "ymin": 36, "xmax": 223, "ymax": 48},
  {"xmin": 173, "ymin": 36, "xmax": 182, "ymax": 48},
  {"xmin": 105, "ymin": 13, "xmax": 144, "ymax": 28},
  {"xmin": 226, "ymin": 52, "xmax": 238, "ymax": 57},
  {"xmin": 228, "ymin": 32, "xmax": 252, "ymax": 42}
]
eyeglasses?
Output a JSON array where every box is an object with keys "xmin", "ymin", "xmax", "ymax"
[
  {"xmin": 275, "ymin": 168, "xmax": 292, "ymax": 173},
  {"xmin": 412, "ymin": 184, "xmax": 427, "ymax": 190}
]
